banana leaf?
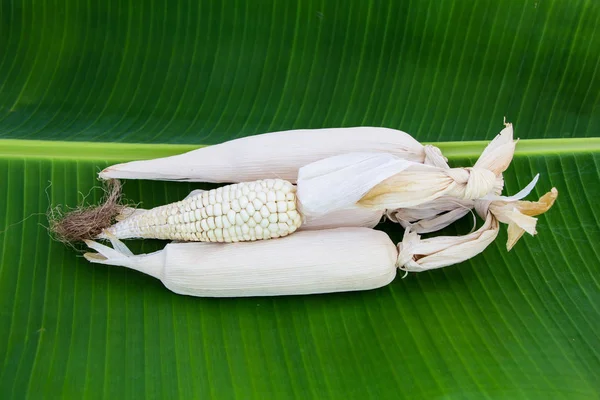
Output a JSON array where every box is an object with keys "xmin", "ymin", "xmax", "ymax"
[{"xmin": 1, "ymin": 0, "xmax": 599, "ymax": 398}]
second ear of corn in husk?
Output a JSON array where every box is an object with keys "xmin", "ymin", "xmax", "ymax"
[
  {"xmin": 98, "ymin": 127, "xmax": 448, "ymax": 183},
  {"xmin": 85, "ymin": 228, "xmax": 399, "ymax": 297}
]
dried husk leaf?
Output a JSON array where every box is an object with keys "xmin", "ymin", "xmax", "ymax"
[
  {"xmin": 473, "ymin": 123, "xmax": 516, "ymax": 176},
  {"xmin": 296, "ymin": 152, "xmax": 415, "ymax": 217},
  {"xmin": 396, "ymin": 187, "xmax": 559, "ymax": 272},
  {"xmin": 396, "ymin": 213, "xmax": 499, "ymax": 272},
  {"xmin": 84, "ymin": 228, "xmax": 398, "ymax": 297},
  {"xmin": 296, "ymin": 152, "xmax": 501, "ymax": 217},
  {"xmin": 361, "ymin": 124, "xmax": 517, "ymax": 210},
  {"xmin": 99, "ymin": 127, "xmax": 445, "ymax": 183},
  {"xmin": 489, "ymin": 188, "xmax": 558, "ymax": 250}
]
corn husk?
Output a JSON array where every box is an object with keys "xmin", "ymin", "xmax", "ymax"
[
  {"xmin": 385, "ymin": 197, "xmax": 474, "ymax": 233},
  {"xmin": 385, "ymin": 171, "xmax": 540, "ymax": 234},
  {"xmin": 296, "ymin": 123, "xmax": 516, "ymax": 219},
  {"xmin": 397, "ymin": 213, "xmax": 499, "ymax": 272},
  {"xmin": 84, "ymin": 227, "xmax": 398, "ymax": 297},
  {"xmin": 396, "ymin": 188, "xmax": 558, "ymax": 272},
  {"xmin": 98, "ymin": 127, "xmax": 446, "ymax": 183},
  {"xmin": 488, "ymin": 187, "xmax": 558, "ymax": 250},
  {"xmin": 301, "ymin": 206, "xmax": 384, "ymax": 230}
]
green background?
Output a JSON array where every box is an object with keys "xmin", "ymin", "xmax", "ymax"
[{"xmin": 1, "ymin": 0, "xmax": 599, "ymax": 399}]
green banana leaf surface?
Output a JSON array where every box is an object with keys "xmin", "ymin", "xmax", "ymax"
[{"xmin": 1, "ymin": 0, "xmax": 599, "ymax": 399}]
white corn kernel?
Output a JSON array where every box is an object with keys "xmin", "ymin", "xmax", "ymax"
[
  {"xmin": 240, "ymin": 210, "xmax": 250, "ymax": 222},
  {"xmin": 222, "ymin": 201, "xmax": 231, "ymax": 213},
  {"xmin": 257, "ymin": 192, "xmax": 267, "ymax": 204},
  {"xmin": 207, "ymin": 217, "xmax": 216, "ymax": 230},
  {"xmin": 200, "ymin": 219, "xmax": 209, "ymax": 231},
  {"xmin": 227, "ymin": 210, "xmax": 236, "ymax": 225}
]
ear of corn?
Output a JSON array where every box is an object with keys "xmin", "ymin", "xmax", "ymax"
[
  {"xmin": 101, "ymin": 179, "xmax": 302, "ymax": 242},
  {"xmin": 85, "ymin": 228, "xmax": 398, "ymax": 297},
  {"xmin": 98, "ymin": 127, "xmax": 447, "ymax": 183}
]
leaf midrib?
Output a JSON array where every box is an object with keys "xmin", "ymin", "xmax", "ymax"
[{"xmin": 1, "ymin": 138, "xmax": 599, "ymax": 161}]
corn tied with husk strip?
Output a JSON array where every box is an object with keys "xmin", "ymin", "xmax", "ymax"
[{"xmin": 60, "ymin": 120, "xmax": 558, "ymax": 279}]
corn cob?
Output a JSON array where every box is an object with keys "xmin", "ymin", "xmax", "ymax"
[
  {"xmin": 84, "ymin": 227, "xmax": 399, "ymax": 297},
  {"xmin": 102, "ymin": 179, "xmax": 302, "ymax": 242}
]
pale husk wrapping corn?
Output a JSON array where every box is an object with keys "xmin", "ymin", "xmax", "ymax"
[
  {"xmin": 296, "ymin": 124, "xmax": 517, "ymax": 218},
  {"xmin": 84, "ymin": 228, "xmax": 399, "ymax": 297},
  {"xmin": 98, "ymin": 127, "xmax": 447, "ymax": 183}
]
